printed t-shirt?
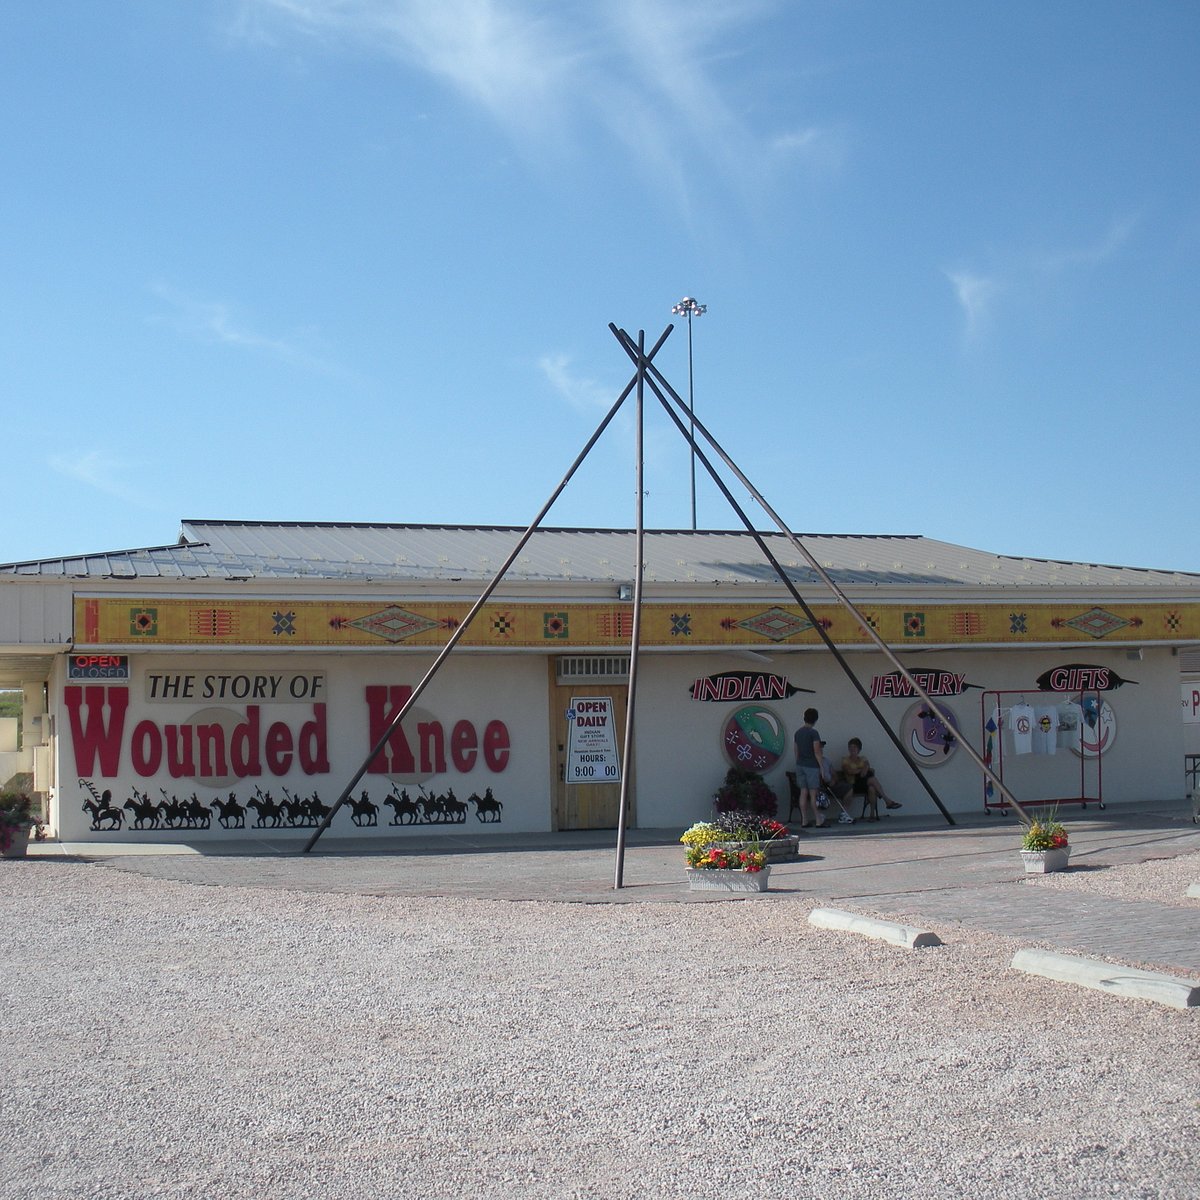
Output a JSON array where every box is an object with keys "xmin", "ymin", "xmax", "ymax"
[
  {"xmin": 1057, "ymin": 701, "xmax": 1083, "ymax": 752},
  {"xmin": 794, "ymin": 725, "xmax": 821, "ymax": 768},
  {"xmin": 1032, "ymin": 706, "xmax": 1058, "ymax": 755},
  {"xmin": 1009, "ymin": 703, "xmax": 1035, "ymax": 755}
]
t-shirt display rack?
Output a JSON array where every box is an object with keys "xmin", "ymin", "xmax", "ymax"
[{"xmin": 980, "ymin": 689, "xmax": 1104, "ymax": 815}]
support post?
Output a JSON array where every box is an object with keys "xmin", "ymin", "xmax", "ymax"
[
  {"xmin": 303, "ymin": 328, "xmax": 672, "ymax": 853},
  {"xmin": 614, "ymin": 330, "xmax": 647, "ymax": 888},
  {"xmin": 612, "ymin": 324, "xmax": 1030, "ymax": 826}
]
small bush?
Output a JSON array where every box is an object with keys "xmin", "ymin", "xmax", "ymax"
[
  {"xmin": 0, "ymin": 792, "xmax": 34, "ymax": 854},
  {"xmin": 712, "ymin": 767, "xmax": 778, "ymax": 818}
]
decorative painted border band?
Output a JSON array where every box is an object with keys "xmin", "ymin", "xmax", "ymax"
[{"xmin": 74, "ymin": 597, "xmax": 1200, "ymax": 649}]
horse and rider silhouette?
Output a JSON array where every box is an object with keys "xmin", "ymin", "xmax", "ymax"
[{"xmin": 78, "ymin": 778, "xmax": 502, "ymax": 833}]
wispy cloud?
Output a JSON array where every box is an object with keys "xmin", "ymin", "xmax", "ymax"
[
  {"xmin": 771, "ymin": 124, "xmax": 847, "ymax": 173},
  {"xmin": 538, "ymin": 353, "xmax": 621, "ymax": 415},
  {"xmin": 945, "ymin": 214, "xmax": 1138, "ymax": 342},
  {"xmin": 232, "ymin": 1, "xmax": 831, "ymax": 210},
  {"xmin": 235, "ymin": 1, "xmax": 586, "ymax": 144},
  {"xmin": 772, "ymin": 128, "xmax": 821, "ymax": 154},
  {"xmin": 149, "ymin": 283, "xmax": 352, "ymax": 378},
  {"xmin": 944, "ymin": 269, "xmax": 998, "ymax": 341},
  {"xmin": 1035, "ymin": 215, "xmax": 1139, "ymax": 273},
  {"xmin": 47, "ymin": 450, "xmax": 156, "ymax": 508},
  {"xmin": 537, "ymin": 349, "xmax": 703, "ymax": 487},
  {"xmin": 597, "ymin": 2, "xmax": 753, "ymax": 190}
]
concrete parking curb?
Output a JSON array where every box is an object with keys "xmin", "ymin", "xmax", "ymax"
[
  {"xmin": 1011, "ymin": 948, "xmax": 1200, "ymax": 1009},
  {"xmin": 808, "ymin": 907, "xmax": 943, "ymax": 949}
]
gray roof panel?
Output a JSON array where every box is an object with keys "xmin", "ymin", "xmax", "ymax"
[{"xmin": 0, "ymin": 520, "xmax": 1197, "ymax": 590}]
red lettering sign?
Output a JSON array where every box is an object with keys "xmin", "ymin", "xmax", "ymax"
[
  {"xmin": 363, "ymin": 685, "xmax": 509, "ymax": 775},
  {"xmin": 65, "ymin": 685, "xmax": 328, "ymax": 780}
]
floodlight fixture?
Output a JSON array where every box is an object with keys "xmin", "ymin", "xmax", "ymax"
[{"xmin": 671, "ymin": 296, "xmax": 706, "ymax": 529}]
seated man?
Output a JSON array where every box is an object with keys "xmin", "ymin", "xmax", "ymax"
[
  {"xmin": 840, "ymin": 738, "xmax": 901, "ymax": 820},
  {"xmin": 818, "ymin": 741, "xmax": 856, "ymax": 825}
]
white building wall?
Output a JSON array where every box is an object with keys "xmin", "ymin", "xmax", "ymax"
[
  {"xmin": 53, "ymin": 651, "xmax": 550, "ymax": 841},
  {"xmin": 48, "ymin": 641, "xmax": 1189, "ymax": 842},
  {"xmin": 632, "ymin": 646, "xmax": 1187, "ymax": 829},
  {"xmin": 0, "ymin": 581, "xmax": 73, "ymax": 644},
  {"xmin": 1179, "ymin": 648, "xmax": 1200, "ymax": 760}
]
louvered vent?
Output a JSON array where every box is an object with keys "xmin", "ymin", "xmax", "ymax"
[{"xmin": 555, "ymin": 656, "xmax": 631, "ymax": 683}]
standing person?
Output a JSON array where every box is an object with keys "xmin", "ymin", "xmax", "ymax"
[{"xmin": 793, "ymin": 708, "xmax": 826, "ymax": 828}]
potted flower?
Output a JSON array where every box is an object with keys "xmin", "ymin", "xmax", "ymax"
[
  {"xmin": 1019, "ymin": 813, "xmax": 1070, "ymax": 874},
  {"xmin": 713, "ymin": 767, "xmax": 778, "ymax": 818},
  {"xmin": 680, "ymin": 821, "xmax": 724, "ymax": 852},
  {"xmin": 683, "ymin": 841, "xmax": 771, "ymax": 892},
  {"xmin": 1, "ymin": 793, "xmax": 35, "ymax": 859},
  {"xmin": 713, "ymin": 812, "xmax": 798, "ymax": 862}
]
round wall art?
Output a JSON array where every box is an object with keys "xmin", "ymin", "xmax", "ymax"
[
  {"xmin": 721, "ymin": 705, "xmax": 787, "ymax": 772},
  {"xmin": 1071, "ymin": 694, "xmax": 1117, "ymax": 758},
  {"xmin": 899, "ymin": 701, "xmax": 961, "ymax": 768}
]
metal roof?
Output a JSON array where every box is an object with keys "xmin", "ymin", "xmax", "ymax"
[{"xmin": 1, "ymin": 520, "xmax": 1198, "ymax": 591}]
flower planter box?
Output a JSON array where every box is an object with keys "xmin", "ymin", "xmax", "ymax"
[
  {"xmin": 2, "ymin": 828, "xmax": 31, "ymax": 859},
  {"xmin": 1020, "ymin": 847, "xmax": 1070, "ymax": 874},
  {"xmin": 714, "ymin": 837, "xmax": 799, "ymax": 862},
  {"xmin": 685, "ymin": 866, "xmax": 771, "ymax": 893}
]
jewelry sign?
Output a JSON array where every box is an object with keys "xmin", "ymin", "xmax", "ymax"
[
  {"xmin": 869, "ymin": 670, "xmax": 972, "ymax": 699},
  {"xmin": 565, "ymin": 697, "xmax": 621, "ymax": 784}
]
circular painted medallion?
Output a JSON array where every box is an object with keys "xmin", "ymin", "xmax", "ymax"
[
  {"xmin": 899, "ymin": 701, "xmax": 961, "ymax": 768},
  {"xmin": 721, "ymin": 705, "xmax": 787, "ymax": 772},
  {"xmin": 1070, "ymin": 694, "xmax": 1117, "ymax": 758}
]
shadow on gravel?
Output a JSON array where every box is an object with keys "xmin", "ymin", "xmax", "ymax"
[{"xmin": 3, "ymin": 856, "xmax": 89, "ymax": 866}]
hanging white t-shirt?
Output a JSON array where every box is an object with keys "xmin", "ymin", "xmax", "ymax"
[
  {"xmin": 1009, "ymin": 703, "xmax": 1035, "ymax": 755},
  {"xmin": 1056, "ymin": 701, "xmax": 1083, "ymax": 752},
  {"xmin": 1032, "ymin": 706, "xmax": 1058, "ymax": 755}
]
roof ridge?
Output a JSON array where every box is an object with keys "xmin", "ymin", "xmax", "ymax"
[{"xmin": 181, "ymin": 519, "xmax": 921, "ymax": 539}]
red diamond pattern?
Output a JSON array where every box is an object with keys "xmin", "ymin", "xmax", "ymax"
[{"xmin": 738, "ymin": 607, "xmax": 812, "ymax": 642}]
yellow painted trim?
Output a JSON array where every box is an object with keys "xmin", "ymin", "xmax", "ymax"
[{"xmin": 74, "ymin": 596, "xmax": 1200, "ymax": 649}]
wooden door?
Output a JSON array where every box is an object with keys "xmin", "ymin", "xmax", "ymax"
[{"xmin": 550, "ymin": 678, "xmax": 630, "ymax": 830}]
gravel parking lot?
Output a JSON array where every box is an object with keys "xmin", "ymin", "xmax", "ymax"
[{"xmin": 1, "ymin": 855, "xmax": 1198, "ymax": 1200}]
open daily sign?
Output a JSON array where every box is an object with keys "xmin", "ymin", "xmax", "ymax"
[{"xmin": 565, "ymin": 696, "xmax": 621, "ymax": 784}]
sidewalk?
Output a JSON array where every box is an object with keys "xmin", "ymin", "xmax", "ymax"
[{"xmin": 28, "ymin": 800, "xmax": 1200, "ymax": 973}]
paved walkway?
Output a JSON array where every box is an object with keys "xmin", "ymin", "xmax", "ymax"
[
  {"xmin": 29, "ymin": 800, "xmax": 1200, "ymax": 975},
  {"xmin": 861, "ymin": 885, "xmax": 1200, "ymax": 973}
]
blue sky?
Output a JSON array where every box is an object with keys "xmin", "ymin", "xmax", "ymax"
[{"xmin": 2, "ymin": 2, "xmax": 1197, "ymax": 571}]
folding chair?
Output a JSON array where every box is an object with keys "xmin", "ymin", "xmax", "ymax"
[{"xmin": 786, "ymin": 771, "xmax": 803, "ymax": 823}]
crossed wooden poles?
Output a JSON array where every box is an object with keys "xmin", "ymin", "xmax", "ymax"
[{"xmin": 304, "ymin": 324, "xmax": 1029, "ymax": 868}]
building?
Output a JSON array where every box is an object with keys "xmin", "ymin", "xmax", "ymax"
[{"xmin": 2, "ymin": 519, "xmax": 1197, "ymax": 842}]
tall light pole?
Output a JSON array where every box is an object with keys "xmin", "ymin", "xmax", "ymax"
[{"xmin": 671, "ymin": 296, "xmax": 706, "ymax": 529}]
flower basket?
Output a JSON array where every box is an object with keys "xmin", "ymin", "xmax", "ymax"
[
  {"xmin": 2, "ymin": 827, "xmax": 31, "ymax": 859},
  {"xmin": 682, "ymin": 841, "xmax": 771, "ymax": 890},
  {"xmin": 713, "ymin": 836, "xmax": 799, "ymax": 862},
  {"xmin": 0, "ymin": 793, "xmax": 34, "ymax": 859},
  {"xmin": 1019, "ymin": 812, "xmax": 1069, "ymax": 873},
  {"xmin": 1020, "ymin": 847, "xmax": 1071, "ymax": 874},
  {"xmin": 685, "ymin": 866, "xmax": 772, "ymax": 893}
]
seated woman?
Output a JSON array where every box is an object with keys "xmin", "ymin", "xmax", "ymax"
[{"xmin": 840, "ymin": 738, "xmax": 901, "ymax": 820}]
